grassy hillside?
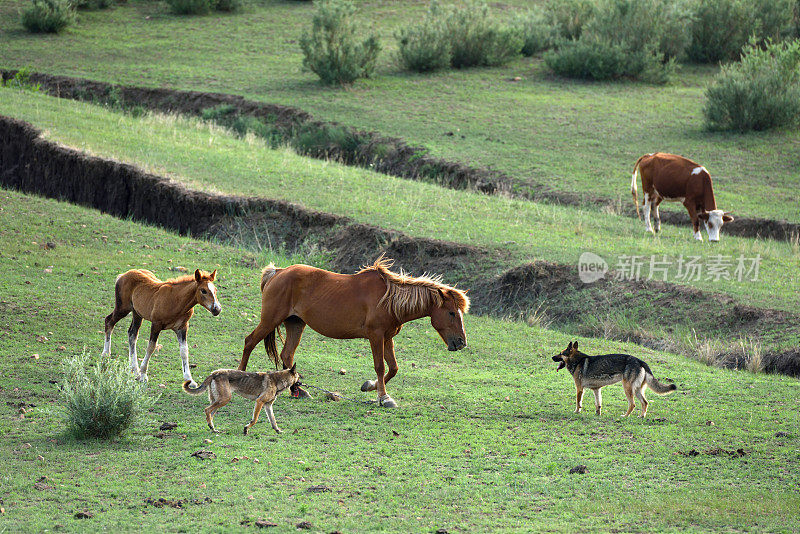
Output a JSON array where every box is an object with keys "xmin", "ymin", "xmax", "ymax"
[
  {"xmin": 2, "ymin": 189, "xmax": 799, "ymax": 532},
  {"xmin": 2, "ymin": 88, "xmax": 798, "ymax": 317},
  {"xmin": 1, "ymin": 0, "xmax": 798, "ymax": 223}
]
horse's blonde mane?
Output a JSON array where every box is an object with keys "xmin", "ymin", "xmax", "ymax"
[{"xmin": 358, "ymin": 256, "xmax": 470, "ymax": 320}]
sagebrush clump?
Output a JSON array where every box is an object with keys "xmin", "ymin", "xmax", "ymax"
[
  {"xmin": 704, "ymin": 39, "xmax": 800, "ymax": 131},
  {"xmin": 165, "ymin": 0, "xmax": 211, "ymax": 15},
  {"xmin": 446, "ymin": 1, "xmax": 523, "ymax": 68},
  {"xmin": 300, "ymin": 0, "xmax": 381, "ymax": 85},
  {"xmin": 21, "ymin": 0, "xmax": 74, "ymax": 33},
  {"xmin": 396, "ymin": 1, "xmax": 451, "ymax": 72},
  {"xmin": 58, "ymin": 353, "xmax": 155, "ymax": 440},
  {"xmin": 514, "ymin": 5, "xmax": 557, "ymax": 56}
]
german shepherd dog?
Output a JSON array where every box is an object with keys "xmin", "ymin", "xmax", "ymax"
[
  {"xmin": 552, "ymin": 341, "xmax": 676, "ymax": 417},
  {"xmin": 183, "ymin": 364, "xmax": 300, "ymax": 434}
]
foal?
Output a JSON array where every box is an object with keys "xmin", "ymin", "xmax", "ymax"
[{"xmin": 102, "ymin": 269, "xmax": 221, "ymax": 387}]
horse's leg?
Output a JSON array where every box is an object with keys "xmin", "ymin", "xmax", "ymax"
[
  {"xmin": 382, "ymin": 338, "xmax": 399, "ymax": 386},
  {"xmin": 281, "ymin": 317, "xmax": 311, "ymax": 399},
  {"xmin": 365, "ymin": 335, "xmax": 397, "ymax": 408},
  {"xmin": 102, "ymin": 308, "xmax": 129, "ymax": 357},
  {"xmin": 126, "ymin": 312, "xmax": 143, "ymax": 377},
  {"xmin": 240, "ymin": 292, "xmax": 292, "ymax": 371},
  {"xmin": 138, "ymin": 323, "xmax": 162, "ymax": 384},
  {"xmin": 173, "ymin": 328, "xmax": 196, "ymax": 388}
]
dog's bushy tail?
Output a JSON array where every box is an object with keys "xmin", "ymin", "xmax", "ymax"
[
  {"xmin": 182, "ymin": 375, "xmax": 212, "ymax": 395},
  {"xmin": 645, "ymin": 372, "xmax": 677, "ymax": 395}
]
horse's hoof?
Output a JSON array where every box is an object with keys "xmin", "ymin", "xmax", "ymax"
[
  {"xmin": 379, "ymin": 395, "xmax": 398, "ymax": 408},
  {"xmin": 361, "ymin": 380, "xmax": 377, "ymax": 392}
]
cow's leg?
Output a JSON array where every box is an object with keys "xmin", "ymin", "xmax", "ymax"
[
  {"xmin": 126, "ymin": 312, "xmax": 143, "ymax": 377},
  {"xmin": 653, "ymin": 197, "xmax": 663, "ymax": 233},
  {"xmin": 684, "ymin": 201, "xmax": 703, "ymax": 241},
  {"xmin": 138, "ymin": 323, "xmax": 162, "ymax": 384},
  {"xmin": 643, "ymin": 193, "xmax": 654, "ymax": 234}
]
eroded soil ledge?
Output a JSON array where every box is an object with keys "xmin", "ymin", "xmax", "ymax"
[
  {"xmin": 3, "ymin": 69, "xmax": 798, "ymax": 242},
  {"xmin": 2, "ymin": 115, "xmax": 797, "ymax": 376}
]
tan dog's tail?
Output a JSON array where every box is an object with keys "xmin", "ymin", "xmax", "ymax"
[
  {"xmin": 183, "ymin": 375, "xmax": 213, "ymax": 395},
  {"xmin": 260, "ymin": 263, "xmax": 279, "ymax": 291},
  {"xmin": 645, "ymin": 373, "xmax": 677, "ymax": 395}
]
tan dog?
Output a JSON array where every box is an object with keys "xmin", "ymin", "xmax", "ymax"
[
  {"xmin": 183, "ymin": 364, "xmax": 300, "ymax": 434},
  {"xmin": 552, "ymin": 341, "xmax": 676, "ymax": 417}
]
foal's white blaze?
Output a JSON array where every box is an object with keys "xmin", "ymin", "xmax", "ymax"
[
  {"xmin": 208, "ymin": 282, "xmax": 222, "ymax": 315},
  {"xmin": 705, "ymin": 209, "xmax": 726, "ymax": 242}
]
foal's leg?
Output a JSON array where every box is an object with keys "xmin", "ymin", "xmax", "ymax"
[
  {"xmin": 175, "ymin": 328, "xmax": 196, "ymax": 388},
  {"xmin": 138, "ymin": 323, "xmax": 162, "ymax": 384},
  {"xmin": 365, "ymin": 335, "xmax": 397, "ymax": 408},
  {"xmin": 127, "ymin": 312, "xmax": 143, "ymax": 377},
  {"xmin": 102, "ymin": 308, "xmax": 130, "ymax": 357}
]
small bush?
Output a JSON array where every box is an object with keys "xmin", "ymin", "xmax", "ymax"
[
  {"xmin": 396, "ymin": 1, "xmax": 451, "ymax": 72},
  {"xmin": 300, "ymin": 0, "xmax": 381, "ymax": 85},
  {"xmin": 446, "ymin": 1, "xmax": 523, "ymax": 68},
  {"xmin": 21, "ymin": 0, "xmax": 74, "ymax": 33},
  {"xmin": 704, "ymin": 39, "xmax": 800, "ymax": 131},
  {"xmin": 165, "ymin": 0, "xmax": 212, "ymax": 15},
  {"xmin": 58, "ymin": 353, "xmax": 155, "ymax": 440},
  {"xmin": 687, "ymin": 0, "xmax": 752, "ymax": 63},
  {"xmin": 514, "ymin": 5, "xmax": 557, "ymax": 56},
  {"xmin": 4, "ymin": 67, "xmax": 41, "ymax": 92}
]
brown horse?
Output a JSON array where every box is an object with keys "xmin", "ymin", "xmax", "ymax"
[
  {"xmin": 102, "ymin": 269, "xmax": 221, "ymax": 387},
  {"xmin": 238, "ymin": 256, "xmax": 470, "ymax": 408}
]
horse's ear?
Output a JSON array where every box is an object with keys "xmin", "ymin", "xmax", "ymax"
[
  {"xmin": 194, "ymin": 269, "xmax": 202, "ymax": 282},
  {"xmin": 210, "ymin": 269, "xmax": 217, "ymax": 281}
]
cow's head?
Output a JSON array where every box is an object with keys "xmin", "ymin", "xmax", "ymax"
[{"xmin": 698, "ymin": 210, "xmax": 734, "ymax": 242}]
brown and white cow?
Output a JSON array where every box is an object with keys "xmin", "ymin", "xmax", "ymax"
[{"xmin": 631, "ymin": 152, "xmax": 734, "ymax": 242}]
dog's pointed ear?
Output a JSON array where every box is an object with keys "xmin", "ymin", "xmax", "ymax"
[
  {"xmin": 573, "ymin": 341, "xmax": 579, "ymax": 351},
  {"xmin": 567, "ymin": 341, "xmax": 573, "ymax": 351},
  {"xmin": 290, "ymin": 362, "xmax": 296, "ymax": 373},
  {"xmin": 194, "ymin": 269, "xmax": 202, "ymax": 283},
  {"xmin": 210, "ymin": 269, "xmax": 217, "ymax": 281}
]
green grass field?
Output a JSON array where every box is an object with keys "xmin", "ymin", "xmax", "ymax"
[
  {"xmin": 2, "ymin": 88, "xmax": 798, "ymax": 317},
  {"xmin": 2, "ymin": 190, "xmax": 799, "ymax": 533},
  {"xmin": 1, "ymin": 0, "xmax": 799, "ymax": 223}
]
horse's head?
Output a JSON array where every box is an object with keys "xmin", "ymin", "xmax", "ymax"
[
  {"xmin": 194, "ymin": 269, "xmax": 221, "ymax": 316},
  {"xmin": 430, "ymin": 288, "xmax": 469, "ymax": 351}
]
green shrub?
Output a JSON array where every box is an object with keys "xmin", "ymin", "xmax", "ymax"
[
  {"xmin": 445, "ymin": 0, "xmax": 523, "ymax": 68},
  {"xmin": 545, "ymin": 0, "xmax": 595, "ymax": 41},
  {"xmin": 545, "ymin": 0, "xmax": 685, "ymax": 83},
  {"xmin": 704, "ymin": 39, "xmax": 800, "ymax": 131},
  {"xmin": 396, "ymin": 1, "xmax": 451, "ymax": 72},
  {"xmin": 165, "ymin": 0, "xmax": 212, "ymax": 15},
  {"xmin": 58, "ymin": 353, "xmax": 156, "ymax": 440},
  {"xmin": 4, "ymin": 67, "xmax": 41, "ymax": 92},
  {"xmin": 514, "ymin": 5, "xmax": 557, "ymax": 56},
  {"xmin": 299, "ymin": 0, "xmax": 381, "ymax": 85},
  {"xmin": 21, "ymin": 0, "xmax": 74, "ymax": 33},
  {"xmin": 687, "ymin": 0, "xmax": 753, "ymax": 62}
]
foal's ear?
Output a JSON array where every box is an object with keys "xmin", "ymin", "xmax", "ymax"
[
  {"xmin": 209, "ymin": 269, "xmax": 217, "ymax": 281},
  {"xmin": 194, "ymin": 269, "xmax": 202, "ymax": 282}
]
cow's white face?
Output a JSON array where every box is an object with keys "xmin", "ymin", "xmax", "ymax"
[{"xmin": 699, "ymin": 209, "xmax": 734, "ymax": 242}]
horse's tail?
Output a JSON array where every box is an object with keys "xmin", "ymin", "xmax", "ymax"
[
  {"xmin": 265, "ymin": 329, "xmax": 280, "ymax": 369},
  {"xmin": 182, "ymin": 374, "xmax": 213, "ymax": 395},
  {"xmin": 261, "ymin": 263, "xmax": 278, "ymax": 291},
  {"xmin": 631, "ymin": 155, "xmax": 647, "ymax": 221}
]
